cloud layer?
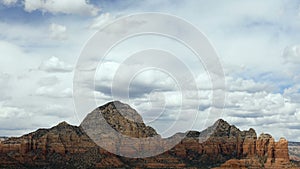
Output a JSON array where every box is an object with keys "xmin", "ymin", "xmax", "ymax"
[
  {"xmin": 0, "ymin": 0, "xmax": 299, "ymax": 142},
  {"xmin": 24, "ymin": 0, "xmax": 99, "ymax": 16}
]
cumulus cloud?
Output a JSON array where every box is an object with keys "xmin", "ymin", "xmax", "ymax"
[
  {"xmin": 49, "ymin": 23, "xmax": 68, "ymax": 40},
  {"xmin": 222, "ymin": 84, "xmax": 300, "ymax": 141},
  {"xmin": 0, "ymin": 0, "xmax": 17, "ymax": 6},
  {"xmin": 226, "ymin": 77, "xmax": 276, "ymax": 93},
  {"xmin": 39, "ymin": 56, "xmax": 73, "ymax": 73},
  {"xmin": 24, "ymin": 0, "xmax": 100, "ymax": 16},
  {"xmin": 95, "ymin": 69, "xmax": 178, "ymax": 99}
]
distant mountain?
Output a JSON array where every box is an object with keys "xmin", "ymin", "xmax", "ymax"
[
  {"xmin": 0, "ymin": 101, "xmax": 298, "ymax": 169},
  {"xmin": 289, "ymin": 142, "xmax": 300, "ymax": 162}
]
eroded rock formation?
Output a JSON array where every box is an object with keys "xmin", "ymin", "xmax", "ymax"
[{"xmin": 214, "ymin": 134, "xmax": 296, "ymax": 169}]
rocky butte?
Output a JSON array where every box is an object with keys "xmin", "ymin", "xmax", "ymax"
[{"xmin": 0, "ymin": 101, "xmax": 299, "ymax": 169}]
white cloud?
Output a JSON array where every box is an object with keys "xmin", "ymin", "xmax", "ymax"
[
  {"xmin": 0, "ymin": 101, "xmax": 75, "ymax": 136},
  {"xmin": 280, "ymin": 45, "xmax": 300, "ymax": 82},
  {"xmin": 1, "ymin": 0, "xmax": 300, "ymax": 142},
  {"xmin": 0, "ymin": 73, "xmax": 12, "ymax": 101},
  {"xmin": 0, "ymin": 40, "xmax": 77, "ymax": 136},
  {"xmin": 24, "ymin": 0, "xmax": 100, "ymax": 16},
  {"xmin": 282, "ymin": 44, "xmax": 300, "ymax": 64},
  {"xmin": 37, "ymin": 76, "xmax": 60, "ymax": 86},
  {"xmin": 0, "ymin": 104, "xmax": 29, "ymax": 118},
  {"xmin": 0, "ymin": 40, "xmax": 36, "ymax": 72},
  {"xmin": 89, "ymin": 13, "xmax": 115, "ymax": 29},
  {"xmin": 222, "ymin": 89, "xmax": 300, "ymax": 139},
  {"xmin": 283, "ymin": 85, "xmax": 300, "ymax": 103},
  {"xmin": 39, "ymin": 56, "xmax": 73, "ymax": 73},
  {"xmin": 42, "ymin": 104, "xmax": 72, "ymax": 118},
  {"xmin": 36, "ymin": 86, "xmax": 72, "ymax": 98},
  {"xmin": 0, "ymin": 0, "xmax": 17, "ymax": 6},
  {"xmin": 226, "ymin": 77, "xmax": 275, "ymax": 93},
  {"xmin": 49, "ymin": 23, "xmax": 68, "ymax": 40}
]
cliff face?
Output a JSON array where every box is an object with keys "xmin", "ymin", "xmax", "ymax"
[{"xmin": 0, "ymin": 101, "xmax": 297, "ymax": 169}]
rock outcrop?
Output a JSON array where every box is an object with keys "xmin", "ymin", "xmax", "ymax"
[
  {"xmin": 0, "ymin": 101, "xmax": 298, "ymax": 169},
  {"xmin": 214, "ymin": 134, "xmax": 296, "ymax": 169}
]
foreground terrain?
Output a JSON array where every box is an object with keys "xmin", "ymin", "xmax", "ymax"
[{"xmin": 0, "ymin": 101, "xmax": 299, "ymax": 168}]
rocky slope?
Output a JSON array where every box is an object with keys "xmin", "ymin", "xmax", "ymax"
[{"xmin": 0, "ymin": 101, "xmax": 298, "ymax": 169}]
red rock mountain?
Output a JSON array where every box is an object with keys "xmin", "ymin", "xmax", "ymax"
[{"xmin": 0, "ymin": 101, "xmax": 298, "ymax": 169}]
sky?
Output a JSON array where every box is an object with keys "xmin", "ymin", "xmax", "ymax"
[{"xmin": 0, "ymin": 0, "xmax": 300, "ymax": 141}]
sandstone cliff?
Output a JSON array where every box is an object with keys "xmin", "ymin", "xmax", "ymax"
[{"xmin": 0, "ymin": 101, "xmax": 297, "ymax": 169}]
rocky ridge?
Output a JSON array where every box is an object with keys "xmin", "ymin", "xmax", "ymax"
[{"xmin": 0, "ymin": 101, "xmax": 298, "ymax": 169}]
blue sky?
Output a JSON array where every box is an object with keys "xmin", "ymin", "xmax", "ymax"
[{"xmin": 0, "ymin": 0, "xmax": 300, "ymax": 141}]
